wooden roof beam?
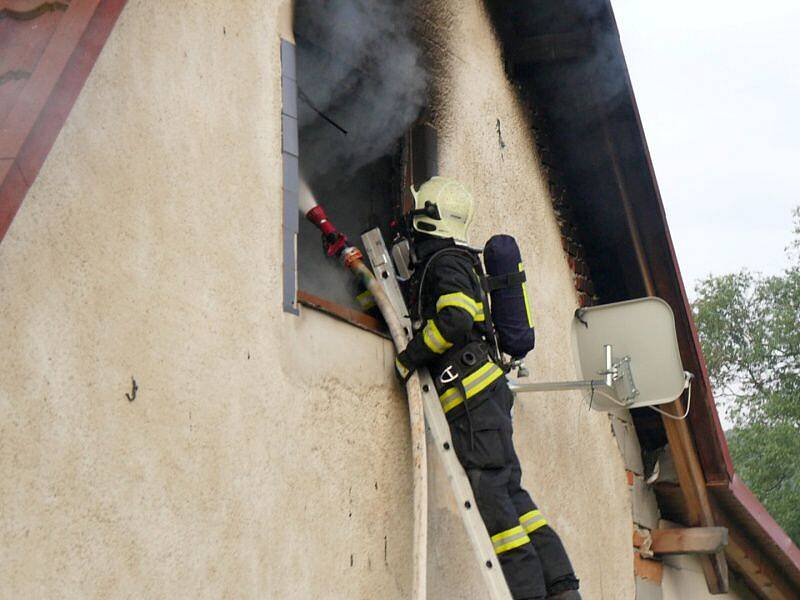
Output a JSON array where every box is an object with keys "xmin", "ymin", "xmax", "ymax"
[
  {"xmin": 650, "ymin": 527, "xmax": 728, "ymax": 556},
  {"xmin": 661, "ymin": 401, "xmax": 730, "ymax": 593},
  {"xmin": 715, "ymin": 510, "xmax": 798, "ymax": 600}
]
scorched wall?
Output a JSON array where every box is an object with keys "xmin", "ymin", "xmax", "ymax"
[{"xmin": 0, "ymin": 1, "xmax": 634, "ymax": 598}]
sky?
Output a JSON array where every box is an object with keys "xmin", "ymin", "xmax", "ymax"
[{"xmin": 611, "ymin": 0, "xmax": 800, "ymax": 298}]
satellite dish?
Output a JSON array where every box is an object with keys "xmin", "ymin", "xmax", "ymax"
[
  {"xmin": 509, "ymin": 297, "xmax": 689, "ymax": 413},
  {"xmin": 571, "ymin": 297, "xmax": 687, "ymax": 411}
]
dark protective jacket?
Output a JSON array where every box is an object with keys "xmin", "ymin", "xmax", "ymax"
[
  {"xmin": 399, "ymin": 236, "xmax": 505, "ymax": 420},
  {"xmin": 397, "ymin": 235, "xmax": 580, "ymax": 599}
]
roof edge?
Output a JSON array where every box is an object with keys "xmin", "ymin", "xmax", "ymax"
[
  {"xmin": 0, "ymin": 0, "xmax": 128, "ymax": 246},
  {"xmin": 729, "ymin": 475, "xmax": 800, "ymax": 570}
]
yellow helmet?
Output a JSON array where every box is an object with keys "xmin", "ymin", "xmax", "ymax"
[{"xmin": 410, "ymin": 176, "xmax": 475, "ymax": 243}]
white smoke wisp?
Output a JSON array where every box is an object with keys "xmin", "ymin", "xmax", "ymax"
[
  {"xmin": 298, "ymin": 177, "xmax": 317, "ymax": 214},
  {"xmin": 295, "ymin": 0, "xmax": 428, "ymax": 188}
]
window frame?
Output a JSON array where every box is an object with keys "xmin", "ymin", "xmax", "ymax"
[{"xmin": 281, "ymin": 31, "xmax": 438, "ymax": 333}]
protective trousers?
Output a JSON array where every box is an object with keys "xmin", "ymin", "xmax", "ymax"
[{"xmin": 449, "ymin": 381, "xmax": 579, "ymax": 600}]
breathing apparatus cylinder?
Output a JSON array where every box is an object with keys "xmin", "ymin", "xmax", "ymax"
[{"xmin": 483, "ymin": 235, "xmax": 536, "ymax": 360}]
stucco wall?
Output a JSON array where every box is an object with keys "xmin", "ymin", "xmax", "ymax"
[{"xmin": 0, "ymin": 1, "xmax": 633, "ymax": 598}]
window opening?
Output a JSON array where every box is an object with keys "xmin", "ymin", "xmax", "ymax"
[{"xmin": 292, "ymin": 1, "xmax": 429, "ymax": 331}]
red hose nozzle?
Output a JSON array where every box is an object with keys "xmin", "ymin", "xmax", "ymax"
[
  {"xmin": 306, "ymin": 205, "xmax": 348, "ymax": 257},
  {"xmin": 306, "ymin": 205, "xmax": 336, "ymax": 237}
]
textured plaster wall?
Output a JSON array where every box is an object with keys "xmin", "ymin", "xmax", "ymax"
[{"xmin": 0, "ymin": 0, "xmax": 632, "ymax": 598}]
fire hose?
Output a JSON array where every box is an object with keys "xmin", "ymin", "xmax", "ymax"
[{"xmin": 303, "ymin": 193, "xmax": 428, "ymax": 600}]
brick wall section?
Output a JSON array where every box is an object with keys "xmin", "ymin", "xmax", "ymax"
[{"xmin": 530, "ymin": 109, "xmax": 598, "ymax": 307}]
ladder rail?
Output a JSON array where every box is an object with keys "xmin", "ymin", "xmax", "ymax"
[{"xmin": 362, "ymin": 229, "xmax": 513, "ymax": 600}]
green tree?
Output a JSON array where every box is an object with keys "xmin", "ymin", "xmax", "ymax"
[{"xmin": 693, "ymin": 207, "xmax": 800, "ymax": 545}]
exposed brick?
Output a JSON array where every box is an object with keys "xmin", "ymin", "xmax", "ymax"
[
  {"xmin": 567, "ymin": 255, "xmax": 577, "ymax": 272},
  {"xmin": 547, "ymin": 183, "xmax": 561, "ymax": 196},
  {"xmin": 565, "ymin": 241, "xmax": 580, "ymax": 257},
  {"xmin": 633, "ymin": 553, "xmax": 663, "ymax": 584},
  {"xmin": 633, "ymin": 528, "xmax": 647, "ymax": 548},
  {"xmin": 575, "ymin": 276, "xmax": 595, "ymax": 295},
  {"xmin": 574, "ymin": 259, "xmax": 590, "ymax": 277}
]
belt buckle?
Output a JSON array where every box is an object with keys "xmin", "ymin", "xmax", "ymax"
[{"xmin": 439, "ymin": 365, "xmax": 459, "ymax": 385}]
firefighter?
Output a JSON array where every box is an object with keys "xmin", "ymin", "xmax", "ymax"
[{"xmin": 394, "ymin": 176, "xmax": 581, "ymax": 600}]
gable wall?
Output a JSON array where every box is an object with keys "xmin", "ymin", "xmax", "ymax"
[{"xmin": 0, "ymin": 1, "xmax": 633, "ymax": 597}]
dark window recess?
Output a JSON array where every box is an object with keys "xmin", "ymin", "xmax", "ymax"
[
  {"xmin": 297, "ymin": 147, "xmax": 401, "ymax": 314},
  {"xmin": 293, "ymin": 67, "xmax": 433, "ymax": 329},
  {"xmin": 293, "ymin": 0, "xmax": 434, "ymax": 331},
  {"xmin": 297, "ymin": 119, "xmax": 439, "ymax": 323},
  {"xmin": 296, "ymin": 119, "xmax": 438, "ymax": 331}
]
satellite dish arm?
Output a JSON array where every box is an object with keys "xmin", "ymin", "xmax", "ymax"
[
  {"xmin": 507, "ymin": 379, "xmax": 608, "ymax": 394},
  {"xmin": 508, "ymin": 344, "xmax": 617, "ymax": 395}
]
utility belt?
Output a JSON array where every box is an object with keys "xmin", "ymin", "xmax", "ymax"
[{"xmin": 432, "ymin": 341, "xmax": 506, "ymax": 417}]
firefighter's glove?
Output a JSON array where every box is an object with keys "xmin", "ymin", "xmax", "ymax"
[{"xmin": 394, "ymin": 352, "xmax": 414, "ymax": 385}]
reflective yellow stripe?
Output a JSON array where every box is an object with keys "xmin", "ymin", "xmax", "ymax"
[
  {"xmin": 356, "ymin": 290, "xmax": 376, "ymax": 310},
  {"xmin": 491, "ymin": 525, "xmax": 531, "ymax": 555},
  {"xmin": 395, "ymin": 357, "xmax": 410, "ymax": 379},
  {"xmin": 519, "ymin": 509, "xmax": 548, "ymax": 534},
  {"xmin": 439, "ymin": 361, "xmax": 505, "ymax": 413},
  {"xmin": 436, "ymin": 292, "xmax": 484, "ymax": 321},
  {"xmin": 519, "ymin": 262, "xmax": 533, "ymax": 327},
  {"xmin": 423, "ymin": 320, "xmax": 453, "ymax": 354}
]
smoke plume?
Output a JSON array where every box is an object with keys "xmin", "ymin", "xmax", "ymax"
[{"xmin": 294, "ymin": 0, "xmax": 427, "ymax": 189}]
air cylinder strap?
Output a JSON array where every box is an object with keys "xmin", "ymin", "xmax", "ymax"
[{"xmin": 486, "ymin": 270, "xmax": 526, "ymax": 291}]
